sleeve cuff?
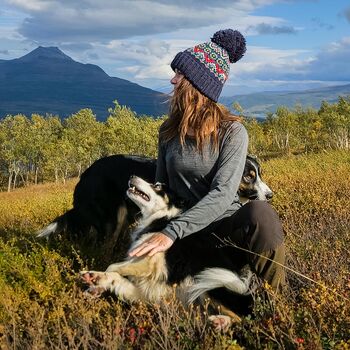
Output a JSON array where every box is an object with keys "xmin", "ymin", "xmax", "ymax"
[{"xmin": 161, "ymin": 228, "xmax": 177, "ymax": 241}]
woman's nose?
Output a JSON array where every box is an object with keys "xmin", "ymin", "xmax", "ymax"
[
  {"xmin": 170, "ymin": 75, "xmax": 177, "ymax": 85},
  {"xmin": 170, "ymin": 72, "xmax": 183, "ymax": 85}
]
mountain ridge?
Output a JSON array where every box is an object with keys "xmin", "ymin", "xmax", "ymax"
[
  {"xmin": 220, "ymin": 83, "xmax": 350, "ymax": 117},
  {"xmin": 17, "ymin": 46, "xmax": 74, "ymax": 62},
  {"xmin": 0, "ymin": 46, "xmax": 168, "ymax": 119},
  {"xmin": 1, "ymin": 46, "xmax": 349, "ymax": 119}
]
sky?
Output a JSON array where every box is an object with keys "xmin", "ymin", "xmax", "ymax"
[{"xmin": 0, "ymin": 0, "xmax": 350, "ymax": 96}]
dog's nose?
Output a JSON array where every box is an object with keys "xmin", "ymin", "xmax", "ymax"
[{"xmin": 266, "ymin": 191, "xmax": 274, "ymax": 200}]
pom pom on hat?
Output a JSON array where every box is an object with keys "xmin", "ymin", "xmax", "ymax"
[
  {"xmin": 170, "ymin": 29, "xmax": 247, "ymax": 101},
  {"xmin": 211, "ymin": 29, "xmax": 246, "ymax": 63}
]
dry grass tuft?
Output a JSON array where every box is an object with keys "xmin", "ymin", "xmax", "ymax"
[{"xmin": 0, "ymin": 150, "xmax": 349, "ymax": 349}]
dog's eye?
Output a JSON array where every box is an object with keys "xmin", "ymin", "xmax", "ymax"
[
  {"xmin": 243, "ymin": 175, "xmax": 252, "ymax": 183},
  {"xmin": 153, "ymin": 182, "xmax": 163, "ymax": 190},
  {"xmin": 243, "ymin": 170, "xmax": 256, "ymax": 182}
]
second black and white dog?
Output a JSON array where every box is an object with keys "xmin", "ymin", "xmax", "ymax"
[
  {"xmin": 81, "ymin": 176, "xmax": 256, "ymax": 332},
  {"xmin": 37, "ymin": 154, "xmax": 273, "ymax": 268}
]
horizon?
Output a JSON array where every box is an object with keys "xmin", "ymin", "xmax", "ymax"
[
  {"xmin": 1, "ymin": 0, "xmax": 350, "ymax": 96},
  {"xmin": 5, "ymin": 45, "xmax": 350, "ymax": 97}
]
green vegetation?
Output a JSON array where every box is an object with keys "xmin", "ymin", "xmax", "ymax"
[
  {"xmin": 221, "ymin": 84, "xmax": 350, "ymax": 117},
  {"xmin": 1, "ymin": 97, "xmax": 350, "ymax": 192},
  {"xmin": 242, "ymin": 96, "xmax": 350, "ymax": 156},
  {"xmin": 0, "ymin": 101, "xmax": 165, "ymax": 191}
]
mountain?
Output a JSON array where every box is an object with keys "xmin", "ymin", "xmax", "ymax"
[
  {"xmin": 220, "ymin": 84, "xmax": 350, "ymax": 117},
  {"xmin": 2, "ymin": 46, "xmax": 349, "ymax": 120},
  {"xmin": 0, "ymin": 46, "xmax": 168, "ymax": 119}
]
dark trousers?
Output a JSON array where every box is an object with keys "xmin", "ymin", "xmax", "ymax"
[{"xmin": 207, "ymin": 201, "xmax": 285, "ymax": 290}]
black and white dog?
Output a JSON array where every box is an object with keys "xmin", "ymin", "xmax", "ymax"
[
  {"xmin": 37, "ymin": 154, "xmax": 272, "ymax": 267},
  {"xmin": 238, "ymin": 155, "xmax": 273, "ymax": 204},
  {"xmin": 81, "ymin": 176, "xmax": 255, "ymax": 332}
]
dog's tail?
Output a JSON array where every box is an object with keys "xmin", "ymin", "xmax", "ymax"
[
  {"xmin": 36, "ymin": 210, "xmax": 72, "ymax": 238},
  {"xmin": 187, "ymin": 266, "xmax": 253, "ymax": 304}
]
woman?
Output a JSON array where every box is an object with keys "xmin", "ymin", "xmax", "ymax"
[{"xmin": 129, "ymin": 29, "xmax": 285, "ymax": 291}]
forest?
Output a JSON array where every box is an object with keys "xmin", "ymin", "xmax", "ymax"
[{"xmin": 1, "ymin": 96, "xmax": 349, "ymax": 192}]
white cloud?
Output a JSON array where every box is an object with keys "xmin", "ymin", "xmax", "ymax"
[
  {"xmin": 304, "ymin": 36, "xmax": 350, "ymax": 81},
  {"xmin": 2, "ymin": 0, "xmax": 349, "ymax": 94},
  {"xmin": 248, "ymin": 23, "xmax": 297, "ymax": 35},
  {"xmin": 225, "ymin": 37, "xmax": 350, "ymax": 87},
  {"xmin": 1, "ymin": 0, "xmax": 302, "ymax": 82},
  {"xmin": 61, "ymin": 35, "xmax": 350, "ymax": 95},
  {"xmin": 7, "ymin": 0, "xmax": 50, "ymax": 12},
  {"xmin": 3, "ymin": 0, "xmax": 288, "ymax": 42}
]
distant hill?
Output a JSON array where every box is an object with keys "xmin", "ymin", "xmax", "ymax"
[
  {"xmin": 220, "ymin": 84, "xmax": 350, "ymax": 117},
  {"xmin": 2, "ymin": 46, "xmax": 349, "ymax": 120},
  {"xmin": 0, "ymin": 46, "xmax": 168, "ymax": 120}
]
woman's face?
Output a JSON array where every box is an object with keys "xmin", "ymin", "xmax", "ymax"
[{"xmin": 170, "ymin": 69, "xmax": 184, "ymax": 88}]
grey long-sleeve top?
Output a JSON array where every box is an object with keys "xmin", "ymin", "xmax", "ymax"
[{"xmin": 155, "ymin": 121, "xmax": 248, "ymax": 240}]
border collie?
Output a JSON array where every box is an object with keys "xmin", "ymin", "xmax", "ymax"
[
  {"xmin": 81, "ymin": 176, "xmax": 256, "ymax": 332},
  {"xmin": 37, "ymin": 154, "xmax": 272, "ymax": 267},
  {"xmin": 238, "ymin": 155, "xmax": 273, "ymax": 203}
]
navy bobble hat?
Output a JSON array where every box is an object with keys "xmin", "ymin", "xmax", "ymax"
[{"xmin": 171, "ymin": 29, "xmax": 246, "ymax": 102}]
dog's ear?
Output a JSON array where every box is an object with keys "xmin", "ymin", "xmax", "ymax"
[
  {"xmin": 154, "ymin": 182, "xmax": 189, "ymax": 210},
  {"xmin": 247, "ymin": 154, "xmax": 259, "ymax": 162},
  {"xmin": 246, "ymin": 154, "xmax": 262, "ymax": 174},
  {"xmin": 174, "ymin": 197, "xmax": 191, "ymax": 211},
  {"xmin": 161, "ymin": 188, "xmax": 187, "ymax": 209},
  {"xmin": 153, "ymin": 182, "xmax": 166, "ymax": 189}
]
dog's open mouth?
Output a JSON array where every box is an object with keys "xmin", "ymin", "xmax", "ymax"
[{"xmin": 128, "ymin": 184, "xmax": 150, "ymax": 201}]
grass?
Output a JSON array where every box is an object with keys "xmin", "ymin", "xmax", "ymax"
[{"xmin": 0, "ymin": 150, "xmax": 349, "ymax": 349}]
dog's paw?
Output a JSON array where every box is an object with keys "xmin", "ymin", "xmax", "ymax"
[
  {"xmin": 239, "ymin": 265, "xmax": 259, "ymax": 295},
  {"xmin": 80, "ymin": 270, "xmax": 124, "ymax": 295},
  {"xmin": 240, "ymin": 264, "xmax": 253, "ymax": 280},
  {"xmin": 80, "ymin": 271, "xmax": 103, "ymax": 285},
  {"xmin": 80, "ymin": 271, "xmax": 106, "ymax": 298},
  {"xmin": 208, "ymin": 315, "xmax": 232, "ymax": 333},
  {"xmin": 80, "ymin": 270, "xmax": 112, "ymax": 288},
  {"xmin": 80, "ymin": 271, "xmax": 109, "ymax": 297}
]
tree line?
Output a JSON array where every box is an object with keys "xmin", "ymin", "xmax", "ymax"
[
  {"xmin": 1, "ymin": 97, "xmax": 349, "ymax": 192},
  {"xmin": 243, "ymin": 96, "xmax": 350, "ymax": 156}
]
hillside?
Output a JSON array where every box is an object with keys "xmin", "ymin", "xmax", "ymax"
[
  {"xmin": 0, "ymin": 46, "xmax": 168, "ymax": 119},
  {"xmin": 220, "ymin": 84, "xmax": 350, "ymax": 117}
]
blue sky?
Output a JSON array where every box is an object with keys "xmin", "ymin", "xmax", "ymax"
[{"xmin": 0, "ymin": 0, "xmax": 349, "ymax": 95}]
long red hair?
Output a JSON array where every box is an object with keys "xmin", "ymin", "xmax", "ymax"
[{"xmin": 160, "ymin": 77, "xmax": 241, "ymax": 152}]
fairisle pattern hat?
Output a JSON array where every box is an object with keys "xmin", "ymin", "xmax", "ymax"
[{"xmin": 171, "ymin": 29, "xmax": 246, "ymax": 102}]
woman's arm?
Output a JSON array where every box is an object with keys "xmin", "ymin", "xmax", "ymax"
[
  {"xmin": 161, "ymin": 122, "xmax": 248, "ymax": 240},
  {"xmin": 129, "ymin": 122, "xmax": 248, "ymax": 257},
  {"xmin": 155, "ymin": 133, "xmax": 168, "ymax": 185}
]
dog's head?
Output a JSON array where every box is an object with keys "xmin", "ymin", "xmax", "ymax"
[
  {"xmin": 238, "ymin": 155, "xmax": 273, "ymax": 204},
  {"xmin": 127, "ymin": 175, "xmax": 182, "ymax": 219}
]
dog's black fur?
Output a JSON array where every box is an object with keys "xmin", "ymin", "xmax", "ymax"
[
  {"xmin": 38, "ymin": 154, "xmax": 271, "ymax": 269},
  {"xmin": 38, "ymin": 155, "xmax": 156, "ymax": 266},
  {"xmin": 134, "ymin": 210, "xmax": 246, "ymax": 285},
  {"xmin": 133, "ymin": 188, "xmax": 252, "ymax": 316},
  {"xmin": 65, "ymin": 155, "xmax": 156, "ymax": 238},
  {"xmin": 81, "ymin": 176, "xmax": 254, "ymax": 330}
]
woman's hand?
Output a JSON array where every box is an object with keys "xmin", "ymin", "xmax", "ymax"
[{"xmin": 128, "ymin": 232, "xmax": 174, "ymax": 257}]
